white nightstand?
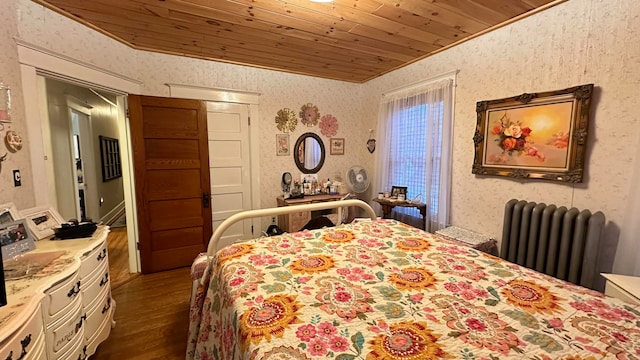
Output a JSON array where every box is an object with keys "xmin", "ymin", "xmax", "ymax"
[{"xmin": 601, "ymin": 273, "xmax": 640, "ymax": 305}]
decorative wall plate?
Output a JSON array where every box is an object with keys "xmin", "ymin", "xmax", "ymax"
[
  {"xmin": 299, "ymin": 103, "xmax": 320, "ymax": 127},
  {"xmin": 275, "ymin": 108, "xmax": 297, "ymax": 133},
  {"xmin": 319, "ymin": 114, "xmax": 338, "ymax": 137},
  {"xmin": 367, "ymin": 138, "xmax": 376, "ymax": 153},
  {"xmin": 5, "ymin": 130, "xmax": 22, "ymax": 152},
  {"xmin": 367, "ymin": 129, "xmax": 376, "ymax": 153}
]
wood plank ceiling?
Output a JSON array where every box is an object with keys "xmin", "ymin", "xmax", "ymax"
[{"xmin": 33, "ymin": 0, "xmax": 564, "ymax": 83}]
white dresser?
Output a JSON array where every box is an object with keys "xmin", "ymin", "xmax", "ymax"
[
  {"xmin": 0, "ymin": 226, "xmax": 115, "ymax": 359},
  {"xmin": 601, "ymin": 273, "xmax": 640, "ymax": 305}
]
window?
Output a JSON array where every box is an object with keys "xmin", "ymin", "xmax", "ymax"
[
  {"xmin": 99, "ymin": 136, "xmax": 122, "ymax": 181},
  {"xmin": 375, "ymin": 77, "xmax": 454, "ymax": 231},
  {"xmin": 386, "ymin": 101, "xmax": 443, "ymax": 217}
]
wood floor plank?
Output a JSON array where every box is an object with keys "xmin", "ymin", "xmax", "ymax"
[
  {"xmin": 91, "ymin": 267, "xmax": 191, "ymax": 359},
  {"xmin": 107, "ymin": 227, "xmax": 139, "ymax": 289}
]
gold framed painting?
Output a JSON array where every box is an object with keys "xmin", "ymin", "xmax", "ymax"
[{"xmin": 472, "ymin": 84, "xmax": 594, "ymax": 183}]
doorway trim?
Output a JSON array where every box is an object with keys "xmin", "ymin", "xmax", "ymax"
[
  {"xmin": 166, "ymin": 84, "xmax": 262, "ymax": 234},
  {"xmin": 18, "ymin": 41, "xmax": 143, "ymax": 273}
]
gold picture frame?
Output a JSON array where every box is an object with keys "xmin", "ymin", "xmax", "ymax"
[
  {"xmin": 330, "ymin": 138, "xmax": 344, "ymax": 155},
  {"xmin": 472, "ymin": 84, "xmax": 594, "ymax": 183}
]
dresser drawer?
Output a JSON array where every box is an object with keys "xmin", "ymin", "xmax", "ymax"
[
  {"xmin": 85, "ymin": 298, "xmax": 115, "ymax": 357},
  {"xmin": 55, "ymin": 332, "xmax": 86, "ymax": 360},
  {"xmin": 81, "ymin": 261, "xmax": 110, "ymax": 309},
  {"xmin": 46, "ymin": 298, "xmax": 85, "ymax": 355},
  {"xmin": 85, "ymin": 291, "xmax": 112, "ymax": 343},
  {"xmin": 24, "ymin": 330, "xmax": 46, "ymax": 360},
  {"xmin": 0, "ymin": 304, "xmax": 44, "ymax": 360},
  {"xmin": 43, "ymin": 271, "xmax": 81, "ymax": 321},
  {"xmin": 80, "ymin": 242, "xmax": 108, "ymax": 280}
]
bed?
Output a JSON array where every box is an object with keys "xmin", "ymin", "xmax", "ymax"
[{"xmin": 187, "ymin": 200, "xmax": 640, "ymax": 359}]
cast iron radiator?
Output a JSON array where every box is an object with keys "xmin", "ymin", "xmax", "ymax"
[{"xmin": 501, "ymin": 199, "xmax": 606, "ymax": 289}]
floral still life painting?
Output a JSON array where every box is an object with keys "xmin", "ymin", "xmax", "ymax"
[
  {"xmin": 487, "ymin": 102, "xmax": 573, "ymax": 167},
  {"xmin": 473, "ymin": 84, "xmax": 594, "ymax": 183}
]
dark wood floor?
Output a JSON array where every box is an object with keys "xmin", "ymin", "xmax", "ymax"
[
  {"xmin": 91, "ymin": 227, "xmax": 192, "ymax": 359},
  {"xmin": 106, "ymin": 227, "xmax": 139, "ymax": 290}
]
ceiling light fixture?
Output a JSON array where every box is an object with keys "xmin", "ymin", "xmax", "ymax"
[{"xmin": 309, "ymin": 0, "xmax": 333, "ymax": 3}]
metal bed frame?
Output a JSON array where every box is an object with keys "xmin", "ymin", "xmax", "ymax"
[{"xmin": 206, "ymin": 199, "xmax": 377, "ymax": 255}]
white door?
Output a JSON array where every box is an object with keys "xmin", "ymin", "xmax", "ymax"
[
  {"xmin": 69, "ymin": 108, "xmax": 99, "ymax": 221},
  {"xmin": 207, "ymin": 102, "xmax": 253, "ymax": 249}
]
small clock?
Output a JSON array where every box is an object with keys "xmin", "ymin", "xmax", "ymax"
[{"xmin": 282, "ymin": 172, "xmax": 292, "ymax": 192}]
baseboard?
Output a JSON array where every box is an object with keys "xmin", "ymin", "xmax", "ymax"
[{"xmin": 102, "ymin": 200, "xmax": 126, "ymax": 225}]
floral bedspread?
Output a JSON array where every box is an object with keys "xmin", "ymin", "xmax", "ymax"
[{"xmin": 187, "ymin": 219, "xmax": 640, "ymax": 360}]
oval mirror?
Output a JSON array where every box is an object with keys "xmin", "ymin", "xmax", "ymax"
[{"xmin": 294, "ymin": 132, "xmax": 325, "ymax": 174}]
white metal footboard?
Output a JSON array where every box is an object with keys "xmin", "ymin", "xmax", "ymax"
[{"xmin": 206, "ymin": 199, "xmax": 377, "ymax": 255}]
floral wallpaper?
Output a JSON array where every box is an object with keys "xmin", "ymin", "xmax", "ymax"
[
  {"xmin": 363, "ymin": 0, "xmax": 640, "ymax": 276},
  {"xmin": 0, "ymin": 0, "xmax": 34, "ymax": 209},
  {"xmin": 11, "ymin": 0, "xmax": 375, "ymax": 231},
  {"xmin": 3, "ymin": 0, "xmax": 640, "ymax": 276}
]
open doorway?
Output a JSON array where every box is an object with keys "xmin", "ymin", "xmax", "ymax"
[{"xmin": 41, "ymin": 77, "xmax": 136, "ymax": 287}]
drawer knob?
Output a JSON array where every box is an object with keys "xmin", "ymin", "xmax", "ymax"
[
  {"xmin": 99, "ymin": 273, "xmax": 110, "ymax": 287},
  {"xmin": 97, "ymin": 249, "xmax": 107, "ymax": 261},
  {"xmin": 75, "ymin": 314, "xmax": 87, "ymax": 332},
  {"xmin": 67, "ymin": 281, "xmax": 81, "ymax": 298},
  {"xmin": 101, "ymin": 297, "xmax": 112, "ymax": 314},
  {"xmin": 5, "ymin": 333, "xmax": 31, "ymax": 360}
]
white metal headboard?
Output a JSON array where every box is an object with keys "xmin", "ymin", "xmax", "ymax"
[{"xmin": 207, "ymin": 199, "xmax": 377, "ymax": 255}]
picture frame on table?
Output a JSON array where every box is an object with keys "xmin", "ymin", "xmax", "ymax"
[
  {"xmin": 0, "ymin": 203, "xmax": 20, "ymax": 225},
  {"xmin": 330, "ymin": 138, "xmax": 345, "ymax": 155},
  {"xmin": 0, "ymin": 219, "xmax": 35, "ymax": 261},
  {"xmin": 472, "ymin": 84, "xmax": 594, "ymax": 183},
  {"xmin": 391, "ymin": 186, "xmax": 407, "ymax": 198},
  {"xmin": 20, "ymin": 206, "xmax": 65, "ymax": 240}
]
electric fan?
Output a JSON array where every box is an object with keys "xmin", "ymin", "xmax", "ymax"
[
  {"xmin": 337, "ymin": 166, "xmax": 370, "ymax": 223},
  {"xmin": 346, "ymin": 165, "xmax": 370, "ymax": 194}
]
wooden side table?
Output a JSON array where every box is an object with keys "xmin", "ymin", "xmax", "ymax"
[{"xmin": 372, "ymin": 198, "xmax": 427, "ymax": 221}]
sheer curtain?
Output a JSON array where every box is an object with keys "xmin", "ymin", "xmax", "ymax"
[{"xmin": 374, "ymin": 78, "xmax": 454, "ymax": 232}]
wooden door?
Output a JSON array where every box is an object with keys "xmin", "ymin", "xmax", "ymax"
[
  {"xmin": 206, "ymin": 102, "xmax": 253, "ymax": 249},
  {"xmin": 128, "ymin": 95, "xmax": 212, "ymax": 274}
]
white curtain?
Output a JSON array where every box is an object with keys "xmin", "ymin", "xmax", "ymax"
[{"xmin": 374, "ymin": 78, "xmax": 454, "ymax": 232}]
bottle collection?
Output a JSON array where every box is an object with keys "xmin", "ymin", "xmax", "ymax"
[{"xmin": 302, "ymin": 178, "xmax": 337, "ymax": 195}]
